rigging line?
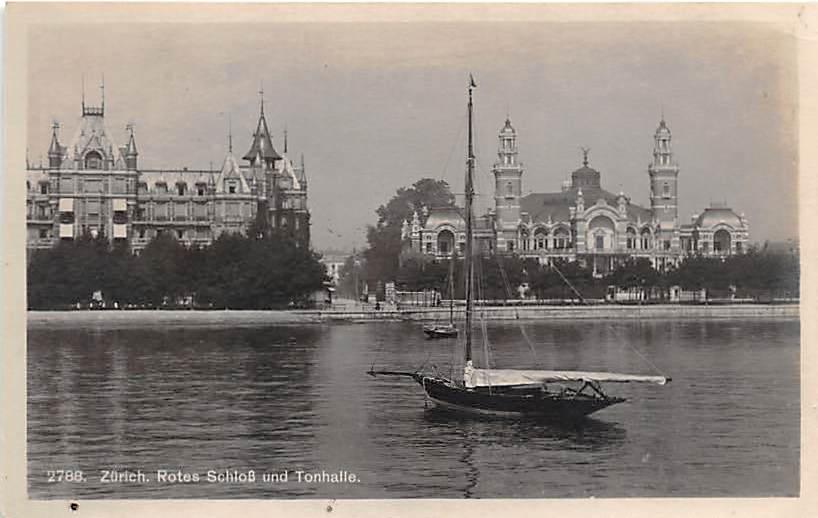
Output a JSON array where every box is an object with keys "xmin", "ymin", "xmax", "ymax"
[
  {"xmin": 441, "ymin": 113, "xmax": 468, "ymax": 182},
  {"xmin": 416, "ymin": 351, "xmax": 434, "ymax": 374},
  {"xmin": 495, "ymin": 255, "xmax": 541, "ymax": 367},
  {"xmin": 607, "ymin": 320, "xmax": 667, "ymax": 376},
  {"xmin": 551, "ymin": 262, "xmax": 587, "ymax": 304}
]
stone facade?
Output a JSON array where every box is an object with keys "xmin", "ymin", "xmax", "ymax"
[
  {"xmin": 26, "ymin": 88, "xmax": 309, "ymax": 253},
  {"xmin": 407, "ymin": 117, "xmax": 749, "ymax": 275}
]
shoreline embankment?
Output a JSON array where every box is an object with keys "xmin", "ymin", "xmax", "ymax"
[{"xmin": 27, "ymin": 304, "xmax": 799, "ymax": 328}]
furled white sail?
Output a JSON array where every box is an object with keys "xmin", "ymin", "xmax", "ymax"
[{"xmin": 463, "ymin": 362, "xmax": 669, "ymax": 388}]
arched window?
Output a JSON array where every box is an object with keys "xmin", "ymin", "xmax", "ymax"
[
  {"xmin": 553, "ymin": 227, "xmax": 569, "ymax": 249},
  {"xmin": 626, "ymin": 228, "xmax": 637, "ymax": 249},
  {"xmin": 437, "ymin": 229, "xmax": 455, "ymax": 255},
  {"xmin": 176, "ymin": 182, "xmax": 187, "ymax": 196},
  {"xmin": 84, "ymin": 151, "xmax": 103, "ymax": 170},
  {"xmin": 662, "ymin": 182, "xmax": 670, "ymax": 198},
  {"xmin": 506, "ymin": 182, "xmax": 513, "ymax": 196},
  {"xmin": 640, "ymin": 228, "xmax": 652, "ymax": 250},
  {"xmin": 714, "ymin": 229, "xmax": 731, "ymax": 254},
  {"xmin": 519, "ymin": 228, "xmax": 529, "ymax": 251},
  {"xmin": 534, "ymin": 228, "xmax": 548, "ymax": 250}
]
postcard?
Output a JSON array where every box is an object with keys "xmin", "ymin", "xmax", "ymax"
[{"xmin": 2, "ymin": 3, "xmax": 815, "ymax": 518}]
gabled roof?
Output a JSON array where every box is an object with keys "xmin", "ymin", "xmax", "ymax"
[
  {"xmin": 125, "ymin": 131, "xmax": 138, "ymax": 156},
  {"xmin": 243, "ymin": 111, "xmax": 281, "ymax": 162},
  {"xmin": 216, "ymin": 151, "xmax": 251, "ymax": 193},
  {"xmin": 65, "ymin": 110, "xmax": 126, "ymax": 168},
  {"xmin": 276, "ymin": 154, "xmax": 300, "ymax": 189}
]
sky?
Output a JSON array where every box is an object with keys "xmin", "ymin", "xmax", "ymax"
[{"xmin": 27, "ymin": 21, "xmax": 798, "ymax": 251}]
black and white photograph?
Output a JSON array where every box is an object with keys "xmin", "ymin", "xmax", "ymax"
[{"xmin": 2, "ymin": 3, "xmax": 815, "ymax": 517}]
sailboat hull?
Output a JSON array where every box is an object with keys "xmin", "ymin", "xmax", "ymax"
[
  {"xmin": 416, "ymin": 376, "xmax": 624, "ymax": 420},
  {"xmin": 422, "ymin": 324, "xmax": 458, "ymax": 338}
]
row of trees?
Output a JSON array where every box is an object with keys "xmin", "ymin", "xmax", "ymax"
[
  {"xmin": 335, "ymin": 177, "xmax": 799, "ymax": 302},
  {"xmin": 387, "ymin": 252, "xmax": 797, "ymax": 303},
  {"xmin": 27, "ymin": 229, "xmax": 328, "ymax": 310},
  {"xmin": 381, "ymin": 250, "xmax": 799, "ymax": 302}
]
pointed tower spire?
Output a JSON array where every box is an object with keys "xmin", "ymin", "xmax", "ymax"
[
  {"xmin": 244, "ymin": 85, "xmax": 281, "ymax": 167},
  {"xmin": 125, "ymin": 123, "xmax": 138, "ymax": 170},
  {"xmin": 284, "ymin": 123, "xmax": 288, "ymax": 154},
  {"xmin": 259, "ymin": 80, "xmax": 265, "ymax": 115},
  {"xmin": 228, "ymin": 114, "xmax": 233, "ymax": 153},
  {"xmin": 81, "ymin": 75, "xmax": 86, "ymax": 114},
  {"xmin": 48, "ymin": 121, "xmax": 63, "ymax": 169},
  {"xmin": 298, "ymin": 152, "xmax": 307, "ymax": 185},
  {"xmin": 100, "ymin": 74, "xmax": 105, "ymax": 114}
]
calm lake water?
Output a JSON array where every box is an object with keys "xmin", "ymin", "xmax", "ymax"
[{"xmin": 27, "ymin": 316, "xmax": 799, "ymax": 498}]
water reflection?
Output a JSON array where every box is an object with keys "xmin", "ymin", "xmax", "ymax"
[
  {"xmin": 423, "ymin": 409, "xmax": 626, "ymax": 450},
  {"xmin": 28, "ymin": 318, "xmax": 799, "ymax": 498}
]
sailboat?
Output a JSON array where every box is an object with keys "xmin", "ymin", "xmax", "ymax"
[
  {"xmin": 369, "ymin": 75, "xmax": 670, "ymax": 419},
  {"xmin": 423, "ymin": 250, "xmax": 458, "ymax": 338}
]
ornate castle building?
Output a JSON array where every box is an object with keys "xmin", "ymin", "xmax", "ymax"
[
  {"xmin": 26, "ymin": 85, "xmax": 309, "ymax": 252},
  {"xmin": 404, "ymin": 117, "xmax": 749, "ymax": 275}
]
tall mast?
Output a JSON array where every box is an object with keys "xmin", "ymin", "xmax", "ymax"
[
  {"xmin": 464, "ymin": 74, "xmax": 476, "ymax": 364},
  {"xmin": 448, "ymin": 249, "xmax": 455, "ymax": 325}
]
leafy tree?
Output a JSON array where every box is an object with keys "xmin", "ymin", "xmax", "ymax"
[
  {"xmin": 27, "ymin": 229, "xmax": 328, "ymax": 310},
  {"xmin": 363, "ymin": 178, "xmax": 456, "ymax": 285},
  {"xmin": 606, "ymin": 258, "xmax": 659, "ymax": 289}
]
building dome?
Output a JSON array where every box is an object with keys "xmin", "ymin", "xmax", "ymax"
[
  {"xmin": 695, "ymin": 206, "xmax": 742, "ymax": 228},
  {"xmin": 655, "ymin": 119, "xmax": 672, "ymax": 139},
  {"xmin": 500, "ymin": 117, "xmax": 516, "ymax": 135},
  {"xmin": 571, "ymin": 165, "xmax": 601, "ymax": 189}
]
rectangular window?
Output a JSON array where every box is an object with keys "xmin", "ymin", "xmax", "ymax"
[
  {"xmin": 39, "ymin": 228, "xmax": 49, "ymax": 239},
  {"xmin": 155, "ymin": 203, "xmax": 169, "ymax": 220},
  {"xmin": 440, "ymin": 241, "xmax": 449, "ymax": 254},
  {"xmin": 85, "ymin": 179, "xmax": 103, "ymax": 194},
  {"xmin": 425, "ymin": 243, "xmax": 432, "ymax": 253},
  {"xmin": 194, "ymin": 203, "xmax": 207, "ymax": 220},
  {"xmin": 197, "ymin": 185, "xmax": 206, "ymax": 196},
  {"xmin": 59, "ymin": 177, "xmax": 73, "ymax": 193},
  {"xmin": 40, "ymin": 183, "xmax": 49, "ymax": 195},
  {"xmin": 86, "ymin": 199, "xmax": 100, "ymax": 215},
  {"xmin": 664, "ymin": 240, "xmax": 671, "ymax": 250},
  {"xmin": 174, "ymin": 202, "xmax": 188, "ymax": 220},
  {"xmin": 595, "ymin": 235, "xmax": 604, "ymax": 250},
  {"xmin": 113, "ymin": 178, "xmax": 126, "ymax": 194}
]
